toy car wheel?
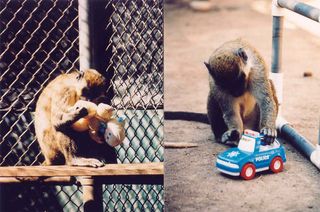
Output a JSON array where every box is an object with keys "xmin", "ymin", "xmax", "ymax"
[
  {"xmin": 240, "ymin": 163, "xmax": 256, "ymax": 180},
  {"xmin": 270, "ymin": 156, "xmax": 283, "ymax": 173}
]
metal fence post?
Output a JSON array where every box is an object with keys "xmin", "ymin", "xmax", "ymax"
[
  {"xmin": 78, "ymin": 1, "xmax": 115, "ymax": 209},
  {"xmin": 88, "ymin": 0, "xmax": 114, "ymax": 104},
  {"xmin": 271, "ymin": 0, "xmax": 285, "ymax": 115},
  {"xmin": 273, "ymin": 0, "xmax": 320, "ymax": 170},
  {"xmin": 79, "ymin": 0, "xmax": 114, "ymax": 104}
]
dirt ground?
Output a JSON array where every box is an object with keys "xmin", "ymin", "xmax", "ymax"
[{"xmin": 164, "ymin": 0, "xmax": 320, "ymax": 211}]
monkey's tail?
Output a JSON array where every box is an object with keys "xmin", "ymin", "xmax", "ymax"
[{"xmin": 164, "ymin": 111, "xmax": 209, "ymax": 124}]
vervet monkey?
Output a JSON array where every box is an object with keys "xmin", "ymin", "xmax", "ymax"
[
  {"xmin": 204, "ymin": 39, "xmax": 278, "ymax": 144},
  {"xmin": 34, "ymin": 69, "xmax": 116, "ymax": 167}
]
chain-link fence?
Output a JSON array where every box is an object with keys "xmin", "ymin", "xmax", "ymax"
[{"xmin": 0, "ymin": 0, "xmax": 163, "ymax": 211}]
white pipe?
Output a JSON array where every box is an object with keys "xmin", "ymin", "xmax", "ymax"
[
  {"xmin": 310, "ymin": 144, "xmax": 320, "ymax": 169},
  {"xmin": 272, "ymin": 0, "xmax": 285, "ymax": 17},
  {"xmin": 276, "ymin": 116, "xmax": 288, "ymax": 132}
]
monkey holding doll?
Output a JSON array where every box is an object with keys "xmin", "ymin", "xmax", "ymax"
[
  {"xmin": 34, "ymin": 69, "xmax": 117, "ymax": 167},
  {"xmin": 204, "ymin": 39, "xmax": 278, "ymax": 145}
]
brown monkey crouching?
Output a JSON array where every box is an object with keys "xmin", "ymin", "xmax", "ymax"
[
  {"xmin": 205, "ymin": 39, "xmax": 278, "ymax": 145},
  {"xmin": 34, "ymin": 69, "xmax": 117, "ymax": 167}
]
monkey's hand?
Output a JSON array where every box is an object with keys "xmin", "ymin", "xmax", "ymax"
[
  {"xmin": 54, "ymin": 104, "xmax": 89, "ymax": 132},
  {"xmin": 221, "ymin": 129, "xmax": 241, "ymax": 144},
  {"xmin": 67, "ymin": 105, "xmax": 89, "ymax": 120},
  {"xmin": 73, "ymin": 100, "xmax": 97, "ymax": 117},
  {"xmin": 260, "ymin": 127, "xmax": 277, "ymax": 144},
  {"xmin": 77, "ymin": 107, "xmax": 89, "ymax": 118}
]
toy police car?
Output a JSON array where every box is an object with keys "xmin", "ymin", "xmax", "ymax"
[{"xmin": 216, "ymin": 129, "xmax": 286, "ymax": 180}]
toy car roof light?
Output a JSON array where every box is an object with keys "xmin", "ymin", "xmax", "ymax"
[{"xmin": 244, "ymin": 129, "xmax": 260, "ymax": 138}]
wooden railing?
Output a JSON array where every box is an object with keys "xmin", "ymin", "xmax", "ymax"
[{"xmin": 0, "ymin": 162, "xmax": 164, "ymax": 211}]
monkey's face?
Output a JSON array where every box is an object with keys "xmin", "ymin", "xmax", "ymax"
[
  {"xmin": 79, "ymin": 69, "xmax": 107, "ymax": 103},
  {"xmin": 81, "ymin": 85, "xmax": 106, "ymax": 103},
  {"xmin": 206, "ymin": 54, "xmax": 248, "ymax": 97},
  {"xmin": 216, "ymin": 68, "xmax": 247, "ymax": 97},
  {"xmin": 228, "ymin": 71, "xmax": 247, "ymax": 97}
]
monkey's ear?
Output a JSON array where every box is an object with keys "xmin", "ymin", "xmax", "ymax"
[
  {"xmin": 204, "ymin": 62, "xmax": 212, "ymax": 73},
  {"xmin": 236, "ymin": 48, "xmax": 248, "ymax": 62},
  {"xmin": 204, "ymin": 62, "xmax": 218, "ymax": 80}
]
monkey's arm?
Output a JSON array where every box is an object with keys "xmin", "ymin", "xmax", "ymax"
[
  {"xmin": 51, "ymin": 88, "xmax": 88, "ymax": 132},
  {"xmin": 218, "ymin": 97, "xmax": 243, "ymax": 143},
  {"xmin": 251, "ymin": 79, "xmax": 278, "ymax": 144},
  {"xmin": 50, "ymin": 89, "xmax": 104, "ymax": 168}
]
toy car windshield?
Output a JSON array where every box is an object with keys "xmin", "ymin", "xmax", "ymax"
[{"xmin": 238, "ymin": 135, "xmax": 256, "ymax": 153}]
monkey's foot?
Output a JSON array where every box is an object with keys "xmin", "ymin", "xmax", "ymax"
[
  {"xmin": 260, "ymin": 127, "xmax": 277, "ymax": 144},
  {"xmin": 221, "ymin": 129, "xmax": 241, "ymax": 144},
  {"xmin": 42, "ymin": 161, "xmax": 50, "ymax": 166},
  {"xmin": 71, "ymin": 157, "xmax": 104, "ymax": 168}
]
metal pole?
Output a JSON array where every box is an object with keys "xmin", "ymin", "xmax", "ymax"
[
  {"xmin": 281, "ymin": 124, "xmax": 314, "ymax": 156},
  {"xmin": 272, "ymin": 1, "xmax": 320, "ymax": 169},
  {"xmin": 271, "ymin": 0, "xmax": 284, "ymax": 114},
  {"xmin": 277, "ymin": 118, "xmax": 320, "ymax": 169},
  {"xmin": 271, "ymin": 16, "xmax": 283, "ymax": 75},
  {"xmin": 278, "ymin": 0, "xmax": 320, "ymax": 23}
]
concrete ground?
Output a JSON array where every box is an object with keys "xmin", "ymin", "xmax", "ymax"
[{"xmin": 164, "ymin": 0, "xmax": 320, "ymax": 211}]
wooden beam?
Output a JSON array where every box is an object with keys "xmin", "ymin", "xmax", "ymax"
[
  {"xmin": 0, "ymin": 175, "xmax": 164, "ymax": 185},
  {"xmin": 164, "ymin": 142, "xmax": 198, "ymax": 148},
  {"xmin": 0, "ymin": 162, "xmax": 163, "ymax": 177},
  {"xmin": 0, "ymin": 176, "xmax": 75, "ymax": 184}
]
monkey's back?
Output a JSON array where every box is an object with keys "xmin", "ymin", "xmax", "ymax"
[
  {"xmin": 210, "ymin": 38, "xmax": 266, "ymax": 67},
  {"xmin": 34, "ymin": 73, "xmax": 79, "ymax": 146}
]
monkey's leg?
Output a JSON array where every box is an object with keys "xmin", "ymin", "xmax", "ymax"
[
  {"xmin": 38, "ymin": 130, "xmax": 64, "ymax": 165},
  {"xmin": 207, "ymin": 96, "xmax": 227, "ymax": 142},
  {"xmin": 51, "ymin": 89, "xmax": 104, "ymax": 167},
  {"xmin": 58, "ymin": 134, "xmax": 104, "ymax": 168},
  {"xmin": 42, "ymin": 149, "xmax": 60, "ymax": 165}
]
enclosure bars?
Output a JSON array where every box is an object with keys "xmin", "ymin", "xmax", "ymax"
[
  {"xmin": 272, "ymin": 0, "xmax": 320, "ymax": 169},
  {"xmin": 78, "ymin": 1, "xmax": 104, "ymax": 210},
  {"xmin": 78, "ymin": 0, "xmax": 164, "ymax": 211},
  {"xmin": 79, "ymin": 0, "xmax": 114, "ymax": 103}
]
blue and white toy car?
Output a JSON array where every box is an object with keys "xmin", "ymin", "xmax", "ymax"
[{"xmin": 216, "ymin": 129, "xmax": 286, "ymax": 180}]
